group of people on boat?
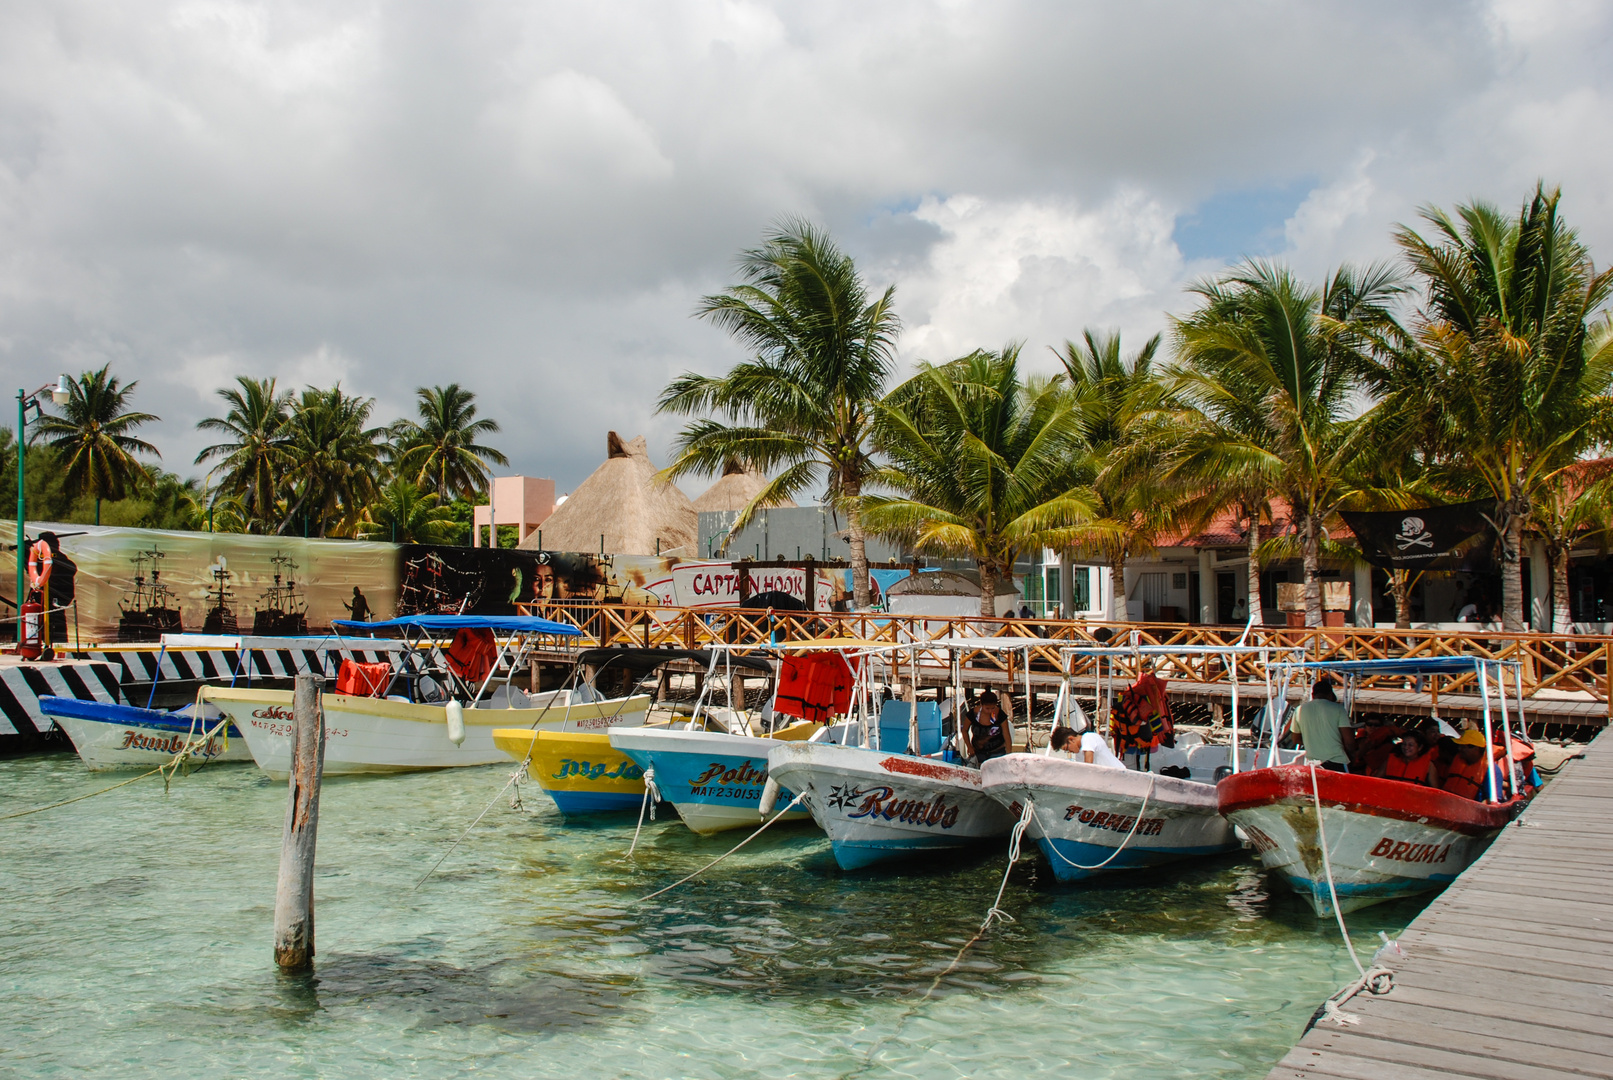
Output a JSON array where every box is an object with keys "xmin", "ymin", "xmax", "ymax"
[{"xmin": 1293, "ymin": 677, "xmax": 1539, "ymax": 800}]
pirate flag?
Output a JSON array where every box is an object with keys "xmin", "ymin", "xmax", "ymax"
[{"xmin": 1339, "ymin": 501, "xmax": 1496, "ymax": 571}]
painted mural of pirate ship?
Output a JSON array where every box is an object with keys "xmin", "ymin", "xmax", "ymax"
[
  {"xmin": 201, "ymin": 557, "xmax": 239, "ymax": 635},
  {"xmin": 251, "ymin": 553, "xmax": 309, "ymax": 636},
  {"xmin": 397, "ymin": 549, "xmax": 483, "ymax": 616},
  {"xmin": 116, "ymin": 548, "xmax": 185, "ymax": 642}
]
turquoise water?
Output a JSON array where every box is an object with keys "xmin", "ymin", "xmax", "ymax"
[{"xmin": 0, "ymin": 754, "xmax": 1418, "ymax": 1079}]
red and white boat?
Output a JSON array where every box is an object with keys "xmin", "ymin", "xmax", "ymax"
[{"xmin": 1218, "ymin": 656, "xmax": 1532, "ymax": 916}]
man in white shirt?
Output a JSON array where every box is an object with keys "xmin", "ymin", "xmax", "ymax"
[{"xmin": 1050, "ymin": 726, "xmax": 1127, "ymax": 769}]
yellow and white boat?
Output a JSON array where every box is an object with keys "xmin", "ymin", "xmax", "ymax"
[{"xmin": 493, "ymin": 729, "xmax": 648, "ymax": 814}]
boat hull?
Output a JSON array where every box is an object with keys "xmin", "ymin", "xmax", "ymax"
[
  {"xmin": 767, "ymin": 742, "xmax": 1014, "ymax": 870},
  {"xmin": 42, "ymin": 696, "xmax": 251, "ymax": 770},
  {"xmin": 610, "ymin": 726, "xmax": 813, "ymax": 835},
  {"xmin": 493, "ymin": 729, "xmax": 646, "ymax": 815},
  {"xmin": 207, "ymin": 686, "xmax": 651, "ymax": 779},
  {"xmin": 980, "ymin": 753, "xmax": 1237, "ymax": 881},
  {"xmin": 1218, "ymin": 764, "xmax": 1523, "ymax": 916}
]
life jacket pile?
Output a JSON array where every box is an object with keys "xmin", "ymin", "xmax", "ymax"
[{"xmin": 1110, "ymin": 687, "xmax": 1168, "ymax": 755}]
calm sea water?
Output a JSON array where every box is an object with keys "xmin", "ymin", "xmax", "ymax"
[{"xmin": 0, "ymin": 754, "xmax": 1419, "ymax": 1079}]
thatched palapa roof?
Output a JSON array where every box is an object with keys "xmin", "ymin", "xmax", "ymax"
[
  {"xmin": 692, "ymin": 459, "xmax": 797, "ymax": 514},
  {"xmin": 520, "ymin": 432, "xmax": 696, "ymax": 556}
]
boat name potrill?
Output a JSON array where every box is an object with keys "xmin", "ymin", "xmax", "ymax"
[
  {"xmin": 689, "ymin": 761, "xmax": 767, "ymax": 788},
  {"xmin": 551, "ymin": 758, "xmax": 644, "ymax": 781},
  {"xmin": 844, "ymin": 786, "xmax": 961, "ymax": 829},
  {"xmin": 118, "ymin": 730, "xmax": 227, "ymax": 757},
  {"xmin": 1063, "ymin": 804, "xmax": 1166, "ymax": 836},
  {"xmin": 1368, "ymin": 838, "xmax": 1454, "ymax": 864}
]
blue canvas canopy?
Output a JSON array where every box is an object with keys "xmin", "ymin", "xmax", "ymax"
[
  {"xmin": 332, "ymin": 614, "xmax": 580, "ymax": 636},
  {"xmin": 1284, "ymin": 656, "xmax": 1508, "ymax": 677}
]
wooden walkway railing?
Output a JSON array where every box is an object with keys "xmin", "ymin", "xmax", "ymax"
[{"xmin": 519, "ymin": 602, "xmax": 1613, "ymax": 717}]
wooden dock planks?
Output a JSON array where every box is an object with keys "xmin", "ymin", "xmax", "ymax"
[{"xmin": 1266, "ymin": 730, "xmax": 1613, "ymax": 1079}]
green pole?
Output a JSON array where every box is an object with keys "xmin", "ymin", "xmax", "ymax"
[{"xmin": 15, "ymin": 390, "xmax": 25, "ymax": 614}]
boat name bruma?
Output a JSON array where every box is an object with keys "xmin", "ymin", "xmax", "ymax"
[
  {"xmin": 1369, "ymin": 838, "xmax": 1454, "ymax": 864},
  {"xmin": 689, "ymin": 761, "xmax": 767, "ymax": 788},
  {"xmin": 836, "ymin": 785, "xmax": 961, "ymax": 829},
  {"xmin": 118, "ymin": 730, "xmax": 228, "ymax": 758},
  {"xmin": 1061, "ymin": 803, "xmax": 1165, "ymax": 836},
  {"xmin": 551, "ymin": 758, "xmax": 643, "ymax": 781}
]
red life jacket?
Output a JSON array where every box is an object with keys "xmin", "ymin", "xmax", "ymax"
[
  {"xmin": 1354, "ymin": 725, "xmax": 1402, "ymax": 776},
  {"xmin": 336, "ymin": 658, "xmax": 392, "ymax": 698},
  {"xmin": 1384, "ymin": 748, "xmax": 1437, "ymax": 786}
]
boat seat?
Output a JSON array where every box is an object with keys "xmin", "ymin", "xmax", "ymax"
[{"xmin": 878, "ymin": 700, "xmax": 941, "ymax": 755}]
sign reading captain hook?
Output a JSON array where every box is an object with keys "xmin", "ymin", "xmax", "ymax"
[{"xmin": 1339, "ymin": 500, "xmax": 1496, "ymax": 571}]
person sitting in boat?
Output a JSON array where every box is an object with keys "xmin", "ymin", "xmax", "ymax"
[
  {"xmin": 1440, "ymin": 728, "xmax": 1504, "ymax": 800},
  {"xmin": 1294, "ymin": 678, "xmax": 1356, "ymax": 773},
  {"xmin": 962, "ymin": 691, "xmax": 1013, "ymax": 766},
  {"xmin": 1050, "ymin": 725, "xmax": 1126, "ymax": 769},
  {"xmin": 1383, "ymin": 728, "xmax": 1440, "ymax": 787},
  {"xmin": 1350, "ymin": 716, "xmax": 1403, "ymax": 777}
]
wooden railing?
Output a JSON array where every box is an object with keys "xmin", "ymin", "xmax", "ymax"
[{"xmin": 519, "ymin": 601, "xmax": 1613, "ymax": 714}]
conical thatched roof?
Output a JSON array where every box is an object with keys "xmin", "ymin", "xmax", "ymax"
[
  {"xmin": 692, "ymin": 459, "xmax": 798, "ymax": 514},
  {"xmin": 521, "ymin": 432, "xmax": 696, "ymax": 556}
]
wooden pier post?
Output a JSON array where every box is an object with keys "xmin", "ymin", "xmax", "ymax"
[{"xmin": 273, "ymin": 674, "xmax": 325, "ymax": 973}]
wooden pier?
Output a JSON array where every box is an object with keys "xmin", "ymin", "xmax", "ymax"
[{"xmin": 1267, "ymin": 729, "xmax": 1613, "ymax": 1079}]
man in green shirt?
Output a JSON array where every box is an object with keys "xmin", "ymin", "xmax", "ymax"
[{"xmin": 1294, "ymin": 679, "xmax": 1356, "ymax": 772}]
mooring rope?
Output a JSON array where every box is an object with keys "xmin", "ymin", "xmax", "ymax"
[
  {"xmin": 1308, "ymin": 764, "xmax": 1395, "ymax": 1026},
  {"xmin": 981, "ymin": 799, "xmax": 1036, "ymax": 930},
  {"xmin": 411, "ymin": 757, "xmax": 530, "ymax": 892},
  {"xmin": 634, "ymin": 793, "xmax": 805, "ymax": 904},
  {"xmin": 624, "ymin": 766, "xmax": 661, "ymax": 859}
]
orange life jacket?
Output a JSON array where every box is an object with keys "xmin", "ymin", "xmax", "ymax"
[
  {"xmin": 1441, "ymin": 751, "xmax": 1491, "ymax": 800},
  {"xmin": 336, "ymin": 658, "xmax": 392, "ymax": 698},
  {"xmin": 1384, "ymin": 748, "xmax": 1437, "ymax": 786},
  {"xmin": 1110, "ymin": 687, "xmax": 1165, "ymax": 754},
  {"xmin": 446, "ymin": 627, "xmax": 498, "ymax": 686},
  {"xmin": 1354, "ymin": 725, "xmax": 1402, "ymax": 776}
]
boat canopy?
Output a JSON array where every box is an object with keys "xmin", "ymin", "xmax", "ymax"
[
  {"xmin": 1282, "ymin": 656, "xmax": 1513, "ymax": 677},
  {"xmin": 332, "ymin": 614, "xmax": 580, "ymax": 636},
  {"xmin": 577, "ymin": 647, "xmax": 772, "ymax": 676}
]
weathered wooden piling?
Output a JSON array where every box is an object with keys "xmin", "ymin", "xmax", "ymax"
[{"xmin": 273, "ymin": 674, "xmax": 325, "ymax": 973}]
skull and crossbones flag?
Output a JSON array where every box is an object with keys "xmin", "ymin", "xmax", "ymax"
[{"xmin": 1339, "ymin": 501, "xmax": 1497, "ymax": 570}]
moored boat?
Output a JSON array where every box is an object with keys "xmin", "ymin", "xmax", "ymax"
[
  {"xmin": 1218, "ymin": 655, "xmax": 1533, "ymax": 915},
  {"xmin": 41, "ymin": 696, "xmax": 250, "ymax": 770},
  {"xmin": 611, "ymin": 725, "xmax": 820, "ymax": 834},
  {"xmin": 492, "ymin": 729, "xmax": 648, "ymax": 815},
  {"xmin": 207, "ymin": 615, "xmax": 650, "ymax": 779}
]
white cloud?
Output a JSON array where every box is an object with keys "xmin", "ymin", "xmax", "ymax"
[{"xmin": 0, "ymin": 0, "xmax": 1609, "ymax": 488}]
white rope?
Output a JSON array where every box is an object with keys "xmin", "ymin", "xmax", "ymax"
[
  {"xmin": 981, "ymin": 799, "xmax": 1036, "ymax": 930},
  {"xmin": 635, "ymin": 792, "xmax": 805, "ymax": 904},
  {"xmin": 1309, "ymin": 765, "xmax": 1395, "ymax": 1025},
  {"xmin": 1035, "ymin": 776, "xmax": 1155, "ymax": 872},
  {"xmin": 624, "ymin": 766, "xmax": 660, "ymax": 859},
  {"xmin": 414, "ymin": 755, "xmax": 529, "ymax": 892}
]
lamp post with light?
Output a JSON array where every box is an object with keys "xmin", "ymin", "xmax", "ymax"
[{"xmin": 15, "ymin": 375, "xmax": 73, "ymax": 612}]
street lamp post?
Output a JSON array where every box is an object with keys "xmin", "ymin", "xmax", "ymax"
[{"xmin": 15, "ymin": 375, "xmax": 73, "ymax": 616}]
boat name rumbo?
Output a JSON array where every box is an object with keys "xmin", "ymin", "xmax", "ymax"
[
  {"xmin": 1059, "ymin": 803, "xmax": 1166, "ymax": 836},
  {"xmin": 830, "ymin": 784, "xmax": 962, "ymax": 829},
  {"xmin": 118, "ymin": 730, "xmax": 228, "ymax": 757},
  {"xmin": 689, "ymin": 761, "xmax": 767, "ymax": 788},
  {"xmin": 551, "ymin": 758, "xmax": 643, "ymax": 781},
  {"xmin": 247, "ymin": 717, "xmax": 350, "ymax": 740},
  {"xmin": 1368, "ymin": 838, "xmax": 1455, "ymax": 864}
]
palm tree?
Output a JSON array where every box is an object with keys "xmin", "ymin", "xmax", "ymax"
[
  {"xmin": 1389, "ymin": 186, "xmax": 1613, "ymax": 631},
  {"xmin": 194, "ymin": 376, "xmax": 294, "ymax": 528},
  {"xmin": 277, "ymin": 386, "xmax": 383, "ymax": 536},
  {"xmin": 1173, "ymin": 261, "xmax": 1405, "ymax": 626},
  {"xmin": 35, "ymin": 365, "xmax": 161, "ymax": 525},
  {"xmin": 393, "ymin": 384, "xmax": 508, "ymax": 502},
  {"xmin": 659, "ymin": 219, "xmax": 900, "ymax": 608},
  {"xmin": 1058, "ymin": 330, "xmax": 1184, "ymax": 622},
  {"xmin": 864, "ymin": 345, "xmax": 1095, "ymax": 617},
  {"xmin": 359, "ymin": 478, "xmax": 459, "ymax": 544},
  {"xmin": 1530, "ymin": 460, "xmax": 1613, "ymax": 633}
]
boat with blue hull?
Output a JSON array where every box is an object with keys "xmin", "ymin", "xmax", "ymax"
[
  {"xmin": 41, "ymin": 696, "xmax": 249, "ymax": 770},
  {"xmin": 611, "ymin": 726, "xmax": 819, "ymax": 834}
]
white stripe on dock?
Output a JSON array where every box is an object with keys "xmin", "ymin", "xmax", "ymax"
[{"xmin": 1266, "ymin": 731, "xmax": 1613, "ymax": 1079}]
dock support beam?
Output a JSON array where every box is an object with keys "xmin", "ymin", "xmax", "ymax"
[{"xmin": 274, "ymin": 674, "xmax": 325, "ymax": 973}]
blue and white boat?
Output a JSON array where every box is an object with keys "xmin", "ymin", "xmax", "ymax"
[
  {"xmin": 611, "ymin": 726, "xmax": 820, "ymax": 834},
  {"xmin": 41, "ymin": 697, "xmax": 249, "ymax": 770}
]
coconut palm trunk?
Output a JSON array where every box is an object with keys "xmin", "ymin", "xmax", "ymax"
[
  {"xmin": 979, "ymin": 560, "xmax": 998, "ymax": 619},
  {"xmin": 1501, "ymin": 507, "xmax": 1527, "ymax": 632},
  {"xmin": 843, "ymin": 474, "xmax": 871, "ymax": 609},
  {"xmin": 1391, "ymin": 570, "xmax": 1413, "ymax": 629},
  {"xmin": 1109, "ymin": 549, "xmax": 1127, "ymax": 623},
  {"xmin": 1302, "ymin": 514, "xmax": 1323, "ymax": 628},
  {"xmin": 1550, "ymin": 541, "xmax": 1572, "ymax": 633},
  {"xmin": 1245, "ymin": 505, "xmax": 1262, "ymax": 626}
]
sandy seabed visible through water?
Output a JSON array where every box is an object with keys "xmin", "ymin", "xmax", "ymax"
[{"xmin": 0, "ymin": 754, "xmax": 1420, "ymax": 1079}]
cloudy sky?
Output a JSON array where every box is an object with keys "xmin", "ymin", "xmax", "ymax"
[{"xmin": 1, "ymin": 0, "xmax": 1610, "ymax": 495}]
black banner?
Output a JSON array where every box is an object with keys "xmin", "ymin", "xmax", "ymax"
[{"xmin": 1340, "ymin": 501, "xmax": 1496, "ymax": 571}]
